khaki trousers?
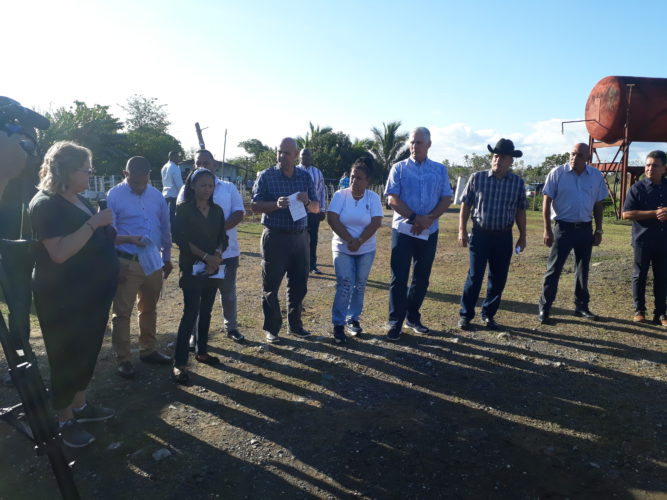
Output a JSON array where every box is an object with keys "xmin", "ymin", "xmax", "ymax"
[{"xmin": 111, "ymin": 258, "xmax": 163, "ymax": 362}]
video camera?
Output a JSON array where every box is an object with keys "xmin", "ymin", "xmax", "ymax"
[{"xmin": 0, "ymin": 97, "xmax": 81, "ymax": 499}]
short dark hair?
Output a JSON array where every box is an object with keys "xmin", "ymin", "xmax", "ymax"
[
  {"xmin": 350, "ymin": 156, "xmax": 374, "ymax": 180},
  {"xmin": 195, "ymin": 149, "xmax": 214, "ymax": 160},
  {"xmin": 647, "ymin": 150, "xmax": 667, "ymax": 166},
  {"xmin": 181, "ymin": 167, "xmax": 216, "ymax": 204},
  {"xmin": 126, "ymin": 156, "xmax": 151, "ymax": 174},
  {"xmin": 168, "ymin": 150, "xmax": 179, "ymax": 161}
]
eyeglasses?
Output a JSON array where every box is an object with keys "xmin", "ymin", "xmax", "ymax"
[{"xmin": 2, "ymin": 122, "xmax": 39, "ymax": 157}]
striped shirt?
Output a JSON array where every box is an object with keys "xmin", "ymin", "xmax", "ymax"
[
  {"xmin": 462, "ymin": 170, "xmax": 527, "ymax": 231},
  {"xmin": 252, "ymin": 165, "xmax": 317, "ymax": 230},
  {"xmin": 297, "ymin": 164, "xmax": 327, "ymax": 210}
]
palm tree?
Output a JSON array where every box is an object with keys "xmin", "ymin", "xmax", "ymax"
[
  {"xmin": 296, "ymin": 122, "xmax": 333, "ymax": 149},
  {"xmin": 369, "ymin": 121, "xmax": 409, "ymax": 180}
]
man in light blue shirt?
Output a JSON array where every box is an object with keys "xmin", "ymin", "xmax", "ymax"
[
  {"xmin": 161, "ymin": 151, "xmax": 183, "ymax": 227},
  {"xmin": 108, "ymin": 157, "xmax": 173, "ymax": 378},
  {"xmin": 297, "ymin": 148, "xmax": 327, "ymax": 274},
  {"xmin": 538, "ymin": 142, "xmax": 607, "ymax": 324},
  {"xmin": 384, "ymin": 127, "xmax": 453, "ymax": 340}
]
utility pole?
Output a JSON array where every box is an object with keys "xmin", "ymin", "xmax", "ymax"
[
  {"xmin": 195, "ymin": 122, "xmax": 206, "ymax": 149},
  {"xmin": 222, "ymin": 129, "xmax": 227, "ymax": 164}
]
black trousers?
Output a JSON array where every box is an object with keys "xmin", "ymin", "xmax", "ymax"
[
  {"xmin": 307, "ymin": 213, "xmax": 321, "ymax": 270},
  {"xmin": 632, "ymin": 243, "xmax": 667, "ymax": 316},
  {"xmin": 260, "ymin": 228, "xmax": 309, "ymax": 335},
  {"xmin": 539, "ymin": 221, "xmax": 593, "ymax": 312}
]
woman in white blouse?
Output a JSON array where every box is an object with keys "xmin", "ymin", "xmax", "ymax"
[{"xmin": 327, "ymin": 157, "xmax": 384, "ymax": 344}]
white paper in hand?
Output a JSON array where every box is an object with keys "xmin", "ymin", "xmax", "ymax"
[
  {"xmin": 192, "ymin": 262, "xmax": 226, "ymax": 279},
  {"xmin": 137, "ymin": 239, "xmax": 164, "ymax": 275},
  {"xmin": 397, "ymin": 221, "xmax": 429, "ymax": 240},
  {"xmin": 287, "ymin": 192, "xmax": 307, "ymax": 221}
]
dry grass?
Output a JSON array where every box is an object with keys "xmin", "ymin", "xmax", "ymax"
[{"xmin": 1, "ymin": 208, "xmax": 666, "ymax": 499}]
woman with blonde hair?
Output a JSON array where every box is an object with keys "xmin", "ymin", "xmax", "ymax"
[{"xmin": 29, "ymin": 141, "xmax": 119, "ymax": 448}]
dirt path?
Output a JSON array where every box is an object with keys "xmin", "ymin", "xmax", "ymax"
[{"xmin": 1, "ymin": 214, "xmax": 666, "ymax": 499}]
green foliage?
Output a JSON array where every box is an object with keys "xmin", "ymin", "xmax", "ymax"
[
  {"xmin": 518, "ymin": 152, "xmax": 568, "ymax": 183},
  {"xmin": 37, "ymin": 98, "xmax": 182, "ymax": 177},
  {"xmin": 122, "ymin": 95, "xmax": 170, "ymax": 133},
  {"xmin": 369, "ymin": 121, "xmax": 409, "ymax": 181},
  {"xmin": 123, "ymin": 128, "xmax": 183, "ymax": 179},
  {"xmin": 239, "ymin": 138, "xmax": 271, "ymax": 160},
  {"xmin": 38, "ymin": 101, "xmax": 127, "ymax": 175},
  {"xmin": 297, "ymin": 122, "xmax": 333, "ymax": 149}
]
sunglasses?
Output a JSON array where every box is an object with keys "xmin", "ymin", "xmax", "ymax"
[{"xmin": 2, "ymin": 122, "xmax": 39, "ymax": 157}]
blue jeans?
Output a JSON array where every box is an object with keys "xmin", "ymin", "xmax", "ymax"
[
  {"xmin": 459, "ymin": 228, "xmax": 513, "ymax": 320},
  {"xmin": 331, "ymin": 251, "xmax": 376, "ymax": 326},
  {"xmin": 174, "ymin": 285, "xmax": 218, "ymax": 366},
  {"xmin": 388, "ymin": 229, "xmax": 438, "ymax": 327}
]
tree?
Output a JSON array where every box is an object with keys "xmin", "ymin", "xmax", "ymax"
[
  {"xmin": 520, "ymin": 152, "xmax": 568, "ymax": 183},
  {"xmin": 123, "ymin": 128, "xmax": 183, "ymax": 179},
  {"xmin": 369, "ymin": 121, "xmax": 409, "ymax": 181},
  {"xmin": 297, "ymin": 122, "xmax": 333, "ymax": 149},
  {"xmin": 238, "ymin": 139, "xmax": 271, "ymax": 161},
  {"xmin": 121, "ymin": 95, "xmax": 170, "ymax": 133},
  {"xmin": 38, "ymin": 101, "xmax": 127, "ymax": 175}
]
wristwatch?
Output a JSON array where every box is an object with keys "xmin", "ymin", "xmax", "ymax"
[
  {"xmin": 595, "ymin": 228, "xmax": 603, "ymax": 235},
  {"xmin": 408, "ymin": 212, "xmax": 417, "ymax": 223}
]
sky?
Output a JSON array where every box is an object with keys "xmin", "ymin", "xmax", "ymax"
[{"xmin": 5, "ymin": 0, "xmax": 667, "ymax": 167}]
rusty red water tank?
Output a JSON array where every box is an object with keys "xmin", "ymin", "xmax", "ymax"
[{"xmin": 585, "ymin": 76, "xmax": 667, "ymax": 143}]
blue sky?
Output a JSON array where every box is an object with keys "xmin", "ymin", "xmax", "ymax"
[{"xmin": 6, "ymin": 0, "xmax": 667, "ymax": 165}]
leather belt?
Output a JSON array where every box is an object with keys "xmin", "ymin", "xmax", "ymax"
[
  {"xmin": 117, "ymin": 250, "xmax": 140, "ymax": 261},
  {"xmin": 555, "ymin": 220, "xmax": 591, "ymax": 229},
  {"xmin": 267, "ymin": 227, "xmax": 306, "ymax": 234}
]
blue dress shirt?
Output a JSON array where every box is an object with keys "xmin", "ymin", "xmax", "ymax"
[{"xmin": 384, "ymin": 157, "xmax": 453, "ymax": 234}]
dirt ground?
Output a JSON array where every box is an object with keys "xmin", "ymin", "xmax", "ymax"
[{"xmin": 1, "ymin": 209, "xmax": 666, "ymax": 500}]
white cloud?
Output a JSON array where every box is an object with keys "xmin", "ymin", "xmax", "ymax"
[
  {"xmin": 428, "ymin": 119, "xmax": 588, "ymax": 166},
  {"xmin": 428, "ymin": 119, "xmax": 667, "ymax": 167}
]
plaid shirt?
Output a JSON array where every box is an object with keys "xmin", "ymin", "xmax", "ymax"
[
  {"xmin": 252, "ymin": 165, "xmax": 317, "ymax": 230},
  {"xmin": 297, "ymin": 164, "xmax": 327, "ymax": 210},
  {"xmin": 462, "ymin": 170, "xmax": 527, "ymax": 231}
]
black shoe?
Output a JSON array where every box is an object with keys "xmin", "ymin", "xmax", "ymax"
[
  {"xmin": 405, "ymin": 320, "xmax": 430, "ymax": 334},
  {"xmin": 333, "ymin": 325, "xmax": 347, "ymax": 345},
  {"xmin": 538, "ymin": 310, "xmax": 551, "ymax": 325},
  {"xmin": 346, "ymin": 320, "xmax": 362, "ymax": 336},
  {"xmin": 227, "ymin": 329, "xmax": 245, "ymax": 342},
  {"xmin": 385, "ymin": 325, "xmax": 402, "ymax": 341},
  {"xmin": 458, "ymin": 317, "xmax": 471, "ymax": 330},
  {"xmin": 311, "ymin": 267, "xmax": 323, "ymax": 275},
  {"xmin": 574, "ymin": 308, "xmax": 599, "ymax": 321},
  {"xmin": 140, "ymin": 351, "xmax": 172, "ymax": 365},
  {"xmin": 117, "ymin": 361, "xmax": 136, "ymax": 379},
  {"xmin": 289, "ymin": 328, "xmax": 312, "ymax": 338},
  {"xmin": 482, "ymin": 317, "xmax": 499, "ymax": 330}
]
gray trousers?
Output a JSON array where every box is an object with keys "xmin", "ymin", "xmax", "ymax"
[{"xmin": 191, "ymin": 256, "xmax": 240, "ymax": 338}]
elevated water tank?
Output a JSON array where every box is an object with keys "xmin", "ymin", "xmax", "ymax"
[{"xmin": 585, "ymin": 76, "xmax": 667, "ymax": 143}]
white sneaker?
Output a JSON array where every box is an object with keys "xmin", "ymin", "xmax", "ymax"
[{"xmin": 265, "ymin": 332, "xmax": 281, "ymax": 344}]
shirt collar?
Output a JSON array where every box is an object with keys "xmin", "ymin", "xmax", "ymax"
[
  {"xmin": 123, "ymin": 180, "xmax": 146, "ymax": 196},
  {"xmin": 408, "ymin": 157, "xmax": 429, "ymax": 167},
  {"xmin": 565, "ymin": 163, "xmax": 591, "ymax": 175}
]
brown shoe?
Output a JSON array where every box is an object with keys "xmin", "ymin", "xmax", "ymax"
[
  {"xmin": 140, "ymin": 351, "xmax": 172, "ymax": 365},
  {"xmin": 117, "ymin": 361, "xmax": 136, "ymax": 379},
  {"xmin": 633, "ymin": 311, "xmax": 646, "ymax": 322}
]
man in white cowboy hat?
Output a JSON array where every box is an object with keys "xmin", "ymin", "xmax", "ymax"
[{"xmin": 458, "ymin": 138, "xmax": 527, "ymax": 330}]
